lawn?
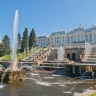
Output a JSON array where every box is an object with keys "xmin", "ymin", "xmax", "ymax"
[
  {"xmin": 1, "ymin": 47, "xmax": 44, "ymax": 61},
  {"xmin": 40, "ymin": 47, "xmax": 45, "ymax": 51},
  {"xmin": 3, "ymin": 55, "xmax": 11, "ymax": 60}
]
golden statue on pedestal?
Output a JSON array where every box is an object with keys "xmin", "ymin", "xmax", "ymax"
[{"xmin": 86, "ymin": 66, "xmax": 93, "ymax": 72}]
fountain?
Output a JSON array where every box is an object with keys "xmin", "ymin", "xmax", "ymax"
[
  {"xmin": 82, "ymin": 42, "xmax": 92, "ymax": 62},
  {"xmin": 80, "ymin": 43, "xmax": 96, "ymax": 79},
  {"xmin": 1, "ymin": 10, "xmax": 26, "ymax": 83},
  {"xmin": 57, "ymin": 46, "xmax": 65, "ymax": 60},
  {"xmin": 11, "ymin": 9, "xmax": 18, "ymax": 71}
]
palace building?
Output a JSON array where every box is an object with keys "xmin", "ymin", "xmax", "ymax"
[{"xmin": 36, "ymin": 24, "xmax": 96, "ymax": 47}]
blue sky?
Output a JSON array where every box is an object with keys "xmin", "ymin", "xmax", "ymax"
[{"xmin": 0, "ymin": 0, "xmax": 96, "ymax": 41}]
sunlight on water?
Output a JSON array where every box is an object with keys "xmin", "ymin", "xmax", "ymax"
[
  {"xmin": 26, "ymin": 73, "xmax": 39, "ymax": 76},
  {"xmin": 73, "ymin": 92, "xmax": 80, "ymax": 96},
  {"xmin": 51, "ymin": 82, "xmax": 60, "ymax": 85},
  {"xmin": 63, "ymin": 91, "xmax": 72, "ymax": 94},
  {"xmin": 43, "ymin": 77, "xmax": 54, "ymax": 79},
  {"xmin": 51, "ymin": 74, "xmax": 62, "ymax": 76},
  {"xmin": 35, "ymin": 81, "xmax": 52, "ymax": 86},
  {"xmin": 25, "ymin": 78, "xmax": 39, "ymax": 82},
  {"xmin": 0, "ymin": 84, "xmax": 5, "ymax": 89}
]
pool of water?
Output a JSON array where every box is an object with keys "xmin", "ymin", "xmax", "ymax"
[{"xmin": 0, "ymin": 72, "xmax": 96, "ymax": 96}]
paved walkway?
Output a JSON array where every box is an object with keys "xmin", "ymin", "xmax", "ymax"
[{"xmin": 75, "ymin": 90, "xmax": 96, "ymax": 96}]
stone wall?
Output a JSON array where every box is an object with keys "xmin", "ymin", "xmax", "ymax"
[
  {"xmin": 47, "ymin": 48, "xmax": 85, "ymax": 61},
  {"xmin": 65, "ymin": 48, "xmax": 84, "ymax": 61}
]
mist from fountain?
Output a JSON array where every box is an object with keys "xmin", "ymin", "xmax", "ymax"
[
  {"xmin": 57, "ymin": 46, "xmax": 65, "ymax": 60},
  {"xmin": 21, "ymin": 64, "xmax": 42, "ymax": 81}
]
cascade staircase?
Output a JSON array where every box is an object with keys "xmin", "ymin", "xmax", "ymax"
[
  {"xmin": 82, "ymin": 43, "xmax": 96, "ymax": 63},
  {"xmin": 21, "ymin": 48, "xmax": 40, "ymax": 64},
  {"xmin": 34, "ymin": 47, "xmax": 52, "ymax": 65},
  {"xmin": 21, "ymin": 47, "xmax": 53, "ymax": 65}
]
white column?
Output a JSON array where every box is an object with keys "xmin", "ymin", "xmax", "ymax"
[
  {"xmin": 84, "ymin": 34, "xmax": 86, "ymax": 42},
  {"xmin": 61, "ymin": 36, "xmax": 63, "ymax": 45},
  {"xmin": 50, "ymin": 37, "xmax": 51, "ymax": 46},
  {"xmin": 45, "ymin": 39, "xmax": 47, "ymax": 46},
  {"xmin": 92, "ymin": 32, "xmax": 94, "ymax": 44},
  {"xmin": 65, "ymin": 32, "xmax": 67, "ymax": 45},
  {"xmin": 53, "ymin": 38, "xmax": 55, "ymax": 46}
]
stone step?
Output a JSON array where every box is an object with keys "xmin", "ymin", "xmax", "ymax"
[{"xmin": 82, "ymin": 60, "xmax": 96, "ymax": 62}]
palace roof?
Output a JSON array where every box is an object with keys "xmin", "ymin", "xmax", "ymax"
[{"xmin": 50, "ymin": 30, "xmax": 66, "ymax": 36}]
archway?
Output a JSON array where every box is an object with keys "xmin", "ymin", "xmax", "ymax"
[
  {"xmin": 67, "ymin": 53, "xmax": 70, "ymax": 60},
  {"xmin": 72, "ymin": 53, "xmax": 76, "ymax": 60}
]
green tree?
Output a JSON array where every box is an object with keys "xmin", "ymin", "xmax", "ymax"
[
  {"xmin": 29, "ymin": 28, "xmax": 36, "ymax": 49},
  {"xmin": 17, "ymin": 32, "xmax": 21, "ymax": 50},
  {"xmin": 0, "ymin": 43, "xmax": 5, "ymax": 57},
  {"xmin": 2, "ymin": 34, "xmax": 10, "ymax": 54},
  {"xmin": 21, "ymin": 28, "xmax": 28, "ymax": 52}
]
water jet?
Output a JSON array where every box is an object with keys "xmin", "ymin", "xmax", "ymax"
[{"xmin": 1, "ymin": 10, "xmax": 26, "ymax": 83}]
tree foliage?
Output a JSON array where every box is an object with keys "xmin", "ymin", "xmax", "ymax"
[
  {"xmin": 21, "ymin": 28, "xmax": 28, "ymax": 52},
  {"xmin": 2, "ymin": 34, "xmax": 10, "ymax": 55},
  {"xmin": 17, "ymin": 32, "xmax": 21, "ymax": 49},
  {"xmin": 0, "ymin": 28, "xmax": 36, "ymax": 56},
  {"xmin": 0, "ymin": 43, "xmax": 5, "ymax": 57},
  {"xmin": 29, "ymin": 28, "xmax": 36, "ymax": 49}
]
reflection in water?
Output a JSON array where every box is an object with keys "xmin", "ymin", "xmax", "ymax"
[
  {"xmin": 0, "ymin": 84, "xmax": 5, "ymax": 89},
  {"xmin": 0, "ymin": 72, "xmax": 96, "ymax": 96}
]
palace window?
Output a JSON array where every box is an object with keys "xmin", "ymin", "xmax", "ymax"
[
  {"xmin": 71, "ymin": 37, "xmax": 73, "ymax": 43},
  {"xmin": 90, "ymin": 34, "xmax": 92, "ymax": 41},
  {"xmin": 41, "ymin": 42, "xmax": 42, "ymax": 46},
  {"xmin": 68, "ymin": 39, "xmax": 70, "ymax": 44},
  {"xmin": 55, "ymin": 40, "xmax": 56, "ymax": 43},
  {"xmin": 68, "ymin": 37, "xmax": 70, "ymax": 44},
  {"xmin": 74, "ymin": 36, "xmax": 76, "ymax": 42},
  {"xmin": 86, "ymin": 35, "xmax": 88, "ymax": 42},
  {"xmin": 44, "ymin": 42, "xmax": 45, "ymax": 46},
  {"xmin": 38, "ymin": 40, "xmax": 40, "ymax": 45},
  {"xmin": 59, "ymin": 40, "xmax": 61, "ymax": 43},
  {"xmin": 82, "ymin": 35, "xmax": 83, "ymax": 41},
  {"xmin": 94, "ymin": 33, "xmax": 96, "ymax": 40},
  {"xmin": 78, "ymin": 35, "xmax": 80, "ymax": 42}
]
